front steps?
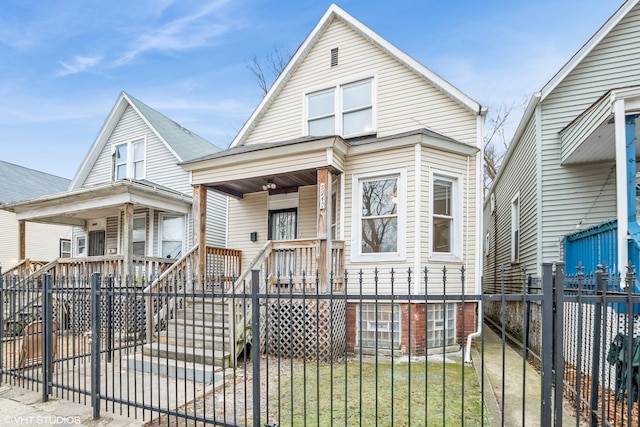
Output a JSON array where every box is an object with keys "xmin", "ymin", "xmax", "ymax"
[{"xmin": 129, "ymin": 297, "xmax": 236, "ymax": 383}]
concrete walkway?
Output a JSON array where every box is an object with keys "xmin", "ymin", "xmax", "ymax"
[{"xmin": 474, "ymin": 324, "xmax": 577, "ymax": 427}]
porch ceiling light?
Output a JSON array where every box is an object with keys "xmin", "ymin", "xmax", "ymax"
[{"xmin": 262, "ymin": 182, "xmax": 277, "ymax": 191}]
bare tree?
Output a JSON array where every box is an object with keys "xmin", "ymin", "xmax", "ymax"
[
  {"xmin": 483, "ymin": 99, "xmax": 526, "ymax": 195},
  {"xmin": 247, "ymin": 47, "xmax": 291, "ymax": 96}
]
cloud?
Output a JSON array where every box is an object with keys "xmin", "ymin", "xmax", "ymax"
[
  {"xmin": 56, "ymin": 55, "xmax": 104, "ymax": 77},
  {"xmin": 115, "ymin": 0, "xmax": 234, "ymax": 66}
]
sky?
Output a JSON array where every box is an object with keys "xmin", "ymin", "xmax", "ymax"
[{"xmin": 0, "ymin": 0, "xmax": 627, "ymax": 179}]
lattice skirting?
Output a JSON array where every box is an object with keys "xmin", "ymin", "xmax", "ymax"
[{"xmin": 261, "ymin": 298, "xmax": 346, "ymax": 362}]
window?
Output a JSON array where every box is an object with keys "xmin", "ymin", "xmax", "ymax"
[
  {"xmin": 358, "ymin": 303, "xmax": 400, "ymax": 349},
  {"xmin": 430, "ymin": 174, "xmax": 461, "ymax": 259},
  {"xmin": 306, "ymin": 78, "xmax": 374, "ymax": 137},
  {"xmin": 361, "ymin": 176, "xmax": 398, "ymax": 254},
  {"xmin": 60, "ymin": 239, "xmax": 71, "ymax": 258},
  {"xmin": 133, "ymin": 215, "xmax": 146, "ymax": 256},
  {"xmin": 115, "ymin": 138, "xmax": 145, "ymax": 180},
  {"xmin": 160, "ymin": 215, "xmax": 184, "ymax": 259},
  {"xmin": 76, "ymin": 236, "xmax": 86, "ymax": 257},
  {"xmin": 511, "ymin": 194, "xmax": 520, "ymax": 263},
  {"xmin": 427, "ymin": 303, "xmax": 456, "ymax": 348}
]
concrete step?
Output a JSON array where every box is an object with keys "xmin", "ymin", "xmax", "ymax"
[
  {"xmin": 156, "ymin": 330, "xmax": 230, "ymax": 351},
  {"xmin": 141, "ymin": 343, "xmax": 231, "ymax": 368},
  {"xmin": 165, "ymin": 317, "xmax": 230, "ymax": 334},
  {"xmin": 125, "ymin": 353, "xmax": 225, "ymax": 383}
]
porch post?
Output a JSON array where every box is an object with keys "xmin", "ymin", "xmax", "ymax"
[
  {"xmin": 615, "ymin": 99, "xmax": 629, "ymax": 277},
  {"xmin": 317, "ymin": 168, "xmax": 332, "ymax": 292},
  {"xmin": 18, "ymin": 220, "xmax": 25, "ymax": 260},
  {"xmin": 122, "ymin": 203, "xmax": 134, "ymax": 285},
  {"xmin": 193, "ymin": 185, "xmax": 207, "ymax": 287}
]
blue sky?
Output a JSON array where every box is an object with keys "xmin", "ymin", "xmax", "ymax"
[{"xmin": 0, "ymin": 0, "xmax": 625, "ymax": 179}]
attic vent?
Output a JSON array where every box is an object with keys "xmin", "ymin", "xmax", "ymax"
[{"xmin": 330, "ymin": 47, "xmax": 339, "ymax": 67}]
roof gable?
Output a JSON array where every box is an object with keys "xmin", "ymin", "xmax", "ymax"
[
  {"xmin": 70, "ymin": 92, "xmax": 220, "ymax": 189},
  {"xmin": 0, "ymin": 161, "xmax": 70, "ymax": 204},
  {"xmin": 230, "ymin": 3, "xmax": 483, "ymax": 148},
  {"xmin": 540, "ymin": 0, "xmax": 640, "ymax": 100}
]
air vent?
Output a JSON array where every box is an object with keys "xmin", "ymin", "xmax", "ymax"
[{"xmin": 330, "ymin": 47, "xmax": 339, "ymax": 67}]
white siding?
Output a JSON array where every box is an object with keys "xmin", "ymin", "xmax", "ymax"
[
  {"xmin": 206, "ymin": 190, "xmax": 227, "ymax": 248},
  {"xmin": 0, "ymin": 211, "xmax": 72, "ymax": 269},
  {"xmin": 228, "ymin": 193, "xmax": 268, "ymax": 269},
  {"xmin": 298, "ymin": 186, "xmax": 317, "ymax": 239},
  {"xmin": 242, "ymin": 18, "xmax": 476, "ymax": 146}
]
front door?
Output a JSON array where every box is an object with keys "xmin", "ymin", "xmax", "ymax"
[
  {"xmin": 88, "ymin": 230, "xmax": 105, "ymax": 256},
  {"xmin": 269, "ymin": 209, "xmax": 297, "ymax": 277}
]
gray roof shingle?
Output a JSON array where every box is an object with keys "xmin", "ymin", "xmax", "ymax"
[{"xmin": 0, "ymin": 161, "xmax": 70, "ymax": 204}]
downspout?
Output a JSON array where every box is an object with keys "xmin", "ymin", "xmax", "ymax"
[{"xmin": 465, "ymin": 110, "xmax": 486, "ymax": 364}]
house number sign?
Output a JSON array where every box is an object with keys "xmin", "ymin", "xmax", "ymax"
[{"xmin": 319, "ymin": 183, "xmax": 326, "ymax": 210}]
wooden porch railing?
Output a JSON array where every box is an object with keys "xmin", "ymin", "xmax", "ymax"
[
  {"xmin": 144, "ymin": 245, "xmax": 242, "ymax": 344},
  {"xmin": 1, "ymin": 259, "xmax": 48, "ymax": 279}
]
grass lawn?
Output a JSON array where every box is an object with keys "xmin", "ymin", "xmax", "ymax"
[{"xmin": 259, "ymin": 359, "xmax": 485, "ymax": 426}]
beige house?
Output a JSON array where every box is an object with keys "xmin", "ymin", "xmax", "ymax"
[{"xmin": 181, "ymin": 4, "xmax": 485, "ymax": 354}]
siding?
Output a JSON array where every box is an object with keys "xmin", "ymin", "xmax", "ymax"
[
  {"xmin": 242, "ymin": 17, "xmax": 476, "ymax": 146},
  {"xmin": 206, "ymin": 190, "xmax": 227, "ymax": 248},
  {"xmin": 298, "ymin": 186, "xmax": 317, "ymax": 239},
  {"xmin": 537, "ymin": 5, "xmax": 640, "ymax": 267},
  {"xmin": 228, "ymin": 192, "xmax": 268, "ymax": 269},
  {"xmin": 484, "ymin": 117, "xmax": 539, "ymax": 289},
  {"xmin": 0, "ymin": 211, "xmax": 72, "ymax": 268}
]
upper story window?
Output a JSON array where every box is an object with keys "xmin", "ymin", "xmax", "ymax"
[
  {"xmin": 115, "ymin": 138, "xmax": 145, "ymax": 180},
  {"xmin": 307, "ymin": 78, "xmax": 374, "ymax": 138},
  {"xmin": 430, "ymin": 172, "xmax": 462, "ymax": 260}
]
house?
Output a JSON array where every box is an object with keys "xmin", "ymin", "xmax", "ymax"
[
  {"xmin": 0, "ymin": 92, "xmax": 228, "ymax": 283},
  {"xmin": 180, "ymin": 4, "xmax": 485, "ymax": 356},
  {"xmin": 483, "ymin": 0, "xmax": 640, "ymax": 345},
  {"xmin": 0, "ymin": 161, "xmax": 71, "ymax": 274}
]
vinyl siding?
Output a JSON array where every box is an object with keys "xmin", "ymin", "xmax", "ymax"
[
  {"xmin": 298, "ymin": 186, "xmax": 317, "ymax": 239},
  {"xmin": 0, "ymin": 211, "xmax": 72, "ymax": 268},
  {"xmin": 537, "ymin": 5, "xmax": 640, "ymax": 267},
  {"xmin": 484, "ymin": 117, "xmax": 539, "ymax": 289},
  {"xmin": 206, "ymin": 190, "xmax": 227, "ymax": 248},
  {"xmin": 242, "ymin": 17, "xmax": 476, "ymax": 146},
  {"xmin": 228, "ymin": 192, "xmax": 268, "ymax": 269},
  {"xmin": 343, "ymin": 145, "xmax": 416, "ymax": 295}
]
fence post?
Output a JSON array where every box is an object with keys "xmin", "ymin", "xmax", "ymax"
[
  {"xmin": 589, "ymin": 264, "xmax": 604, "ymax": 427},
  {"xmin": 541, "ymin": 262, "xmax": 554, "ymax": 425},
  {"xmin": 106, "ymin": 276, "xmax": 113, "ymax": 364},
  {"xmin": 42, "ymin": 273, "xmax": 53, "ymax": 402},
  {"xmin": 553, "ymin": 262, "xmax": 565, "ymax": 427},
  {"xmin": 91, "ymin": 272, "xmax": 101, "ymax": 420},
  {"xmin": 251, "ymin": 269, "xmax": 261, "ymax": 427}
]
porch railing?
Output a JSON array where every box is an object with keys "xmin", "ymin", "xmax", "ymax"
[
  {"xmin": 144, "ymin": 245, "xmax": 242, "ymax": 343},
  {"xmin": 1, "ymin": 259, "xmax": 48, "ymax": 279}
]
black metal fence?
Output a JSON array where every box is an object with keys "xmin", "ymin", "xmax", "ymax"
[{"xmin": 5, "ymin": 263, "xmax": 640, "ymax": 426}]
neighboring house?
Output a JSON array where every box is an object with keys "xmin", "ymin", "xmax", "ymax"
[
  {"xmin": 181, "ymin": 4, "xmax": 485, "ymax": 355},
  {"xmin": 0, "ymin": 161, "xmax": 71, "ymax": 271},
  {"xmin": 1, "ymin": 92, "xmax": 227, "ymax": 281},
  {"xmin": 483, "ymin": 0, "xmax": 640, "ymax": 343}
]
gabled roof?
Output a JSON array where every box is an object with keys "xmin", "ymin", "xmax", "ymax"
[
  {"xmin": 0, "ymin": 161, "xmax": 70, "ymax": 204},
  {"xmin": 230, "ymin": 3, "xmax": 484, "ymax": 149},
  {"xmin": 540, "ymin": 0, "xmax": 640, "ymax": 100},
  {"xmin": 70, "ymin": 92, "xmax": 221, "ymax": 189}
]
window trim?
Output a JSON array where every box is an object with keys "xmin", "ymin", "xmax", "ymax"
[
  {"xmin": 159, "ymin": 214, "xmax": 185, "ymax": 259},
  {"xmin": 60, "ymin": 239, "xmax": 71, "ymax": 258},
  {"xmin": 304, "ymin": 75, "xmax": 377, "ymax": 138},
  {"xmin": 351, "ymin": 168, "xmax": 406, "ymax": 262},
  {"xmin": 429, "ymin": 170, "xmax": 463, "ymax": 261},
  {"xmin": 114, "ymin": 137, "xmax": 146, "ymax": 180},
  {"xmin": 511, "ymin": 193, "xmax": 520, "ymax": 264},
  {"xmin": 75, "ymin": 235, "xmax": 87, "ymax": 257}
]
